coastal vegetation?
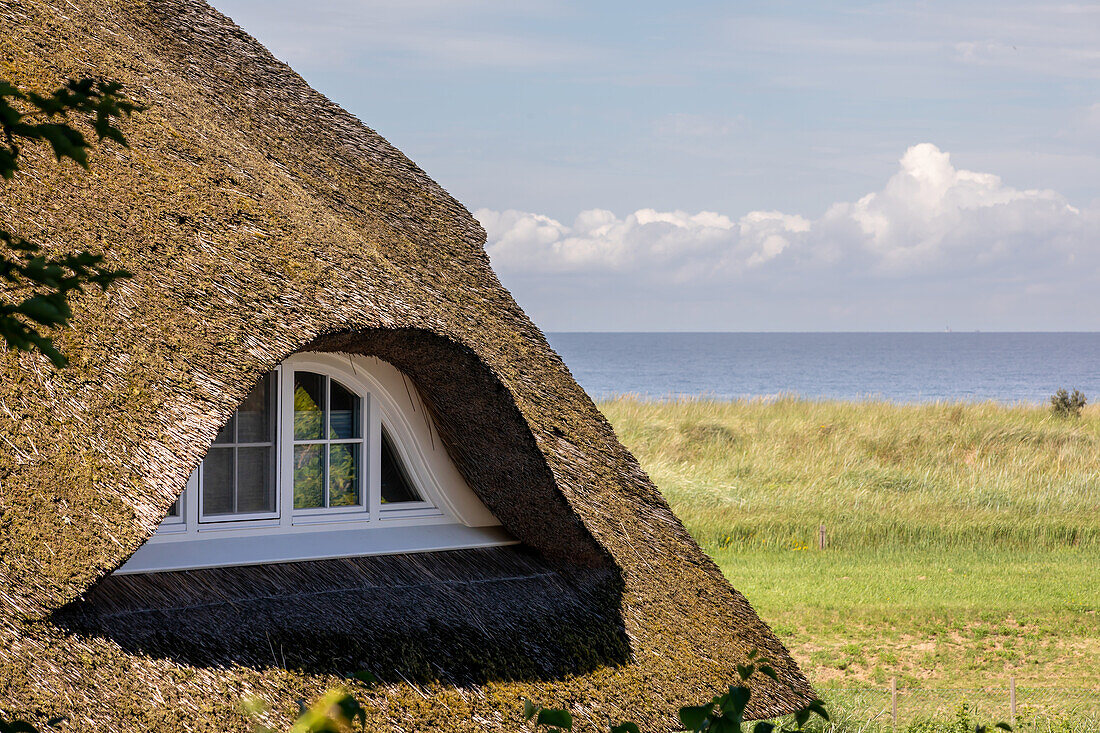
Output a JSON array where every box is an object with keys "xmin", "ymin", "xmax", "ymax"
[
  {"xmin": 600, "ymin": 396, "xmax": 1100, "ymax": 721},
  {"xmin": 1049, "ymin": 389, "xmax": 1086, "ymax": 419}
]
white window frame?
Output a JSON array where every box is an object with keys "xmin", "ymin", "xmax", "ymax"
[
  {"xmin": 282, "ymin": 368, "xmax": 370, "ymax": 520},
  {"xmin": 199, "ymin": 371, "xmax": 279, "ymax": 523},
  {"xmin": 119, "ymin": 353, "xmax": 511, "ymax": 574}
]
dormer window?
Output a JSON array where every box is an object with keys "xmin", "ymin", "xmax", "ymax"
[{"xmin": 121, "ymin": 353, "xmax": 511, "ymax": 574}]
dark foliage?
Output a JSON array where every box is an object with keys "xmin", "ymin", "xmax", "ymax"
[
  {"xmin": 521, "ymin": 651, "xmax": 831, "ymax": 733},
  {"xmin": 1050, "ymin": 388, "xmax": 1086, "ymax": 418},
  {"xmin": 0, "ymin": 77, "xmax": 139, "ymax": 366}
]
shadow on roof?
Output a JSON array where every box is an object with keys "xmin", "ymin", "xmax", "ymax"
[{"xmin": 51, "ymin": 546, "xmax": 631, "ymax": 683}]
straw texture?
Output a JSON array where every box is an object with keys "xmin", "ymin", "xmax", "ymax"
[
  {"xmin": 0, "ymin": 0, "xmax": 813, "ymax": 729},
  {"xmin": 55, "ymin": 546, "xmax": 631, "ymax": 680}
]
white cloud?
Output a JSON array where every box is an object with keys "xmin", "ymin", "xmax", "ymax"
[
  {"xmin": 478, "ymin": 143, "xmax": 1093, "ymax": 286},
  {"xmin": 476, "ymin": 206, "xmax": 806, "ymax": 281},
  {"xmin": 822, "ymin": 143, "xmax": 1081, "ymax": 274}
]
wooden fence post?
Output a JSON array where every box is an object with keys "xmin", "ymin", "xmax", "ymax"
[
  {"xmin": 891, "ymin": 677, "xmax": 898, "ymax": 731},
  {"xmin": 818, "ymin": 524, "xmax": 826, "ymax": 550},
  {"xmin": 1010, "ymin": 676, "xmax": 1016, "ymax": 724}
]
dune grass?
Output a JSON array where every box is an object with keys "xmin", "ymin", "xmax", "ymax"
[
  {"xmin": 601, "ymin": 396, "xmax": 1100, "ymax": 552},
  {"xmin": 598, "ymin": 396, "xmax": 1100, "ymax": 700}
]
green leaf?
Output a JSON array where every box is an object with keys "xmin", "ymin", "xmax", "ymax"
[
  {"xmin": 350, "ymin": 670, "xmax": 378, "ymax": 685},
  {"xmin": 0, "ymin": 148, "xmax": 17, "ymax": 179},
  {"xmin": 758, "ymin": 665, "xmax": 778, "ymax": 681},
  {"xmin": 610, "ymin": 723, "xmax": 641, "ymax": 733},
  {"xmin": 678, "ymin": 704, "xmax": 713, "ymax": 732},
  {"xmin": 98, "ymin": 123, "xmax": 128, "ymax": 148},
  {"xmin": 736, "ymin": 664, "xmax": 754, "ymax": 681},
  {"xmin": 333, "ymin": 694, "xmax": 367, "ymax": 727},
  {"xmin": 535, "ymin": 708, "xmax": 573, "ymax": 730},
  {"xmin": 807, "ymin": 699, "xmax": 830, "ymax": 722},
  {"xmin": 752, "ymin": 723, "xmax": 775, "ymax": 733},
  {"xmin": 523, "ymin": 698, "xmax": 539, "ymax": 721},
  {"xmin": 709, "ymin": 716, "xmax": 741, "ymax": 733},
  {"xmin": 0, "ymin": 76, "xmax": 139, "ymax": 367},
  {"xmin": 35, "ymin": 123, "xmax": 89, "ymax": 168},
  {"xmin": 995, "ymin": 724, "xmax": 1013, "ymax": 731},
  {"xmin": 16, "ymin": 296, "xmax": 66, "ymax": 326},
  {"xmin": 725, "ymin": 685, "xmax": 751, "ymax": 713}
]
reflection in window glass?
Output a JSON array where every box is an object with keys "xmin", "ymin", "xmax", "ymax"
[
  {"xmin": 294, "ymin": 444, "xmax": 324, "ymax": 509},
  {"xmin": 167, "ymin": 499, "xmax": 180, "ymax": 517},
  {"xmin": 201, "ymin": 373, "xmax": 277, "ymax": 519},
  {"xmin": 213, "ymin": 415, "xmax": 235, "ymax": 444},
  {"xmin": 203, "ymin": 447, "xmax": 234, "ymax": 514},
  {"xmin": 329, "ymin": 443, "xmax": 360, "ymax": 506},
  {"xmin": 237, "ymin": 446, "xmax": 274, "ymax": 512},
  {"xmin": 237, "ymin": 374, "xmax": 273, "ymax": 443},
  {"xmin": 291, "ymin": 372, "xmax": 364, "ymax": 510},
  {"xmin": 294, "ymin": 372, "xmax": 325, "ymax": 440},
  {"xmin": 380, "ymin": 428, "xmax": 422, "ymax": 504},
  {"xmin": 329, "ymin": 379, "xmax": 360, "ymax": 439}
]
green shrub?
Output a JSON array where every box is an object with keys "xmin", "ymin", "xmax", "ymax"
[{"xmin": 1050, "ymin": 389, "xmax": 1086, "ymax": 418}]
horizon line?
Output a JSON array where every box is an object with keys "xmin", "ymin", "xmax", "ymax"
[{"xmin": 543, "ymin": 330, "xmax": 1100, "ymax": 335}]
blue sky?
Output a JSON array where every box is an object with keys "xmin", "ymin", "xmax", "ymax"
[{"xmin": 210, "ymin": 0, "xmax": 1099, "ymax": 331}]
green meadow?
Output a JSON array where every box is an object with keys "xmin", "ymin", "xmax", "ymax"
[{"xmin": 599, "ymin": 397, "xmax": 1100, "ymax": 723}]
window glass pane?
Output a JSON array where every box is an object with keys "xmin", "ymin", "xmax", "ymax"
[
  {"xmin": 294, "ymin": 444, "xmax": 324, "ymax": 508},
  {"xmin": 166, "ymin": 499, "xmax": 180, "ymax": 517},
  {"xmin": 329, "ymin": 443, "xmax": 360, "ymax": 507},
  {"xmin": 202, "ymin": 447, "xmax": 234, "ymax": 514},
  {"xmin": 380, "ymin": 428, "xmax": 422, "ymax": 504},
  {"xmin": 294, "ymin": 372, "xmax": 325, "ymax": 440},
  {"xmin": 329, "ymin": 379, "xmax": 360, "ymax": 439},
  {"xmin": 237, "ymin": 373, "xmax": 274, "ymax": 443},
  {"xmin": 237, "ymin": 446, "xmax": 274, "ymax": 513},
  {"xmin": 213, "ymin": 414, "xmax": 235, "ymax": 444}
]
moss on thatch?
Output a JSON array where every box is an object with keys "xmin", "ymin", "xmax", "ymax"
[{"xmin": 0, "ymin": 0, "xmax": 813, "ymax": 729}]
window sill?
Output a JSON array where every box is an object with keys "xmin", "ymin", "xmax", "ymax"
[{"xmin": 116, "ymin": 523, "xmax": 516, "ymax": 574}]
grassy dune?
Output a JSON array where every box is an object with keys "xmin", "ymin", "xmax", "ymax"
[
  {"xmin": 599, "ymin": 397, "xmax": 1100, "ymax": 697},
  {"xmin": 602, "ymin": 397, "xmax": 1100, "ymax": 551}
]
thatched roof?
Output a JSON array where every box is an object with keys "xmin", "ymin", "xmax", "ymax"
[
  {"xmin": 55, "ymin": 546, "xmax": 632, "ymax": 681},
  {"xmin": 0, "ymin": 0, "xmax": 813, "ymax": 729}
]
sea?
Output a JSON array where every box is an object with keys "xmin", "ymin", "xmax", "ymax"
[{"xmin": 545, "ymin": 332, "xmax": 1100, "ymax": 404}]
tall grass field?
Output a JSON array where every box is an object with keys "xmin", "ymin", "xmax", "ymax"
[{"xmin": 598, "ymin": 397, "xmax": 1100, "ymax": 729}]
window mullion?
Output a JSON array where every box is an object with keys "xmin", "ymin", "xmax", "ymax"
[
  {"xmin": 322, "ymin": 375, "xmax": 328, "ymax": 509},
  {"xmin": 270, "ymin": 366, "xmax": 280, "ymax": 519},
  {"xmin": 185, "ymin": 467, "xmax": 199, "ymax": 535},
  {"xmin": 368, "ymin": 393, "xmax": 380, "ymax": 521},
  {"xmin": 232, "ymin": 445, "xmax": 239, "ymax": 514},
  {"xmin": 279, "ymin": 366, "xmax": 294, "ymax": 528},
  {"xmin": 232, "ymin": 401, "xmax": 240, "ymax": 515},
  {"xmin": 321, "ymin": 441, "xmax": 328, "ymax": 508},
  {"xmin": 363, "ymin": 393, "xmax": 371, "ymax": 515}
]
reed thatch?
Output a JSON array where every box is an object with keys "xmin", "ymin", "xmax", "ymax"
[
  {"xmin": 0, "ymin": 0, "xmax": 814, "ymax": 729},
  {"xmin": 55, "ymin": 546, "xmax": 632, "ymax": 681}
]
